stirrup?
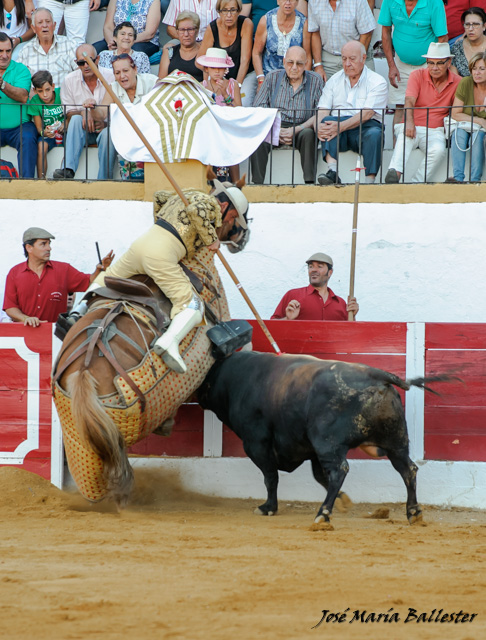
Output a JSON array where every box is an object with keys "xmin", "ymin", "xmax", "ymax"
[{"xmin": 161, "ymin": 347, "xmax": 187, "ymax": 374}]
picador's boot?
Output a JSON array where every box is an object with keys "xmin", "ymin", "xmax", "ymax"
[
  {"xmin": 69, "ymin": 282, "xmax": 102, "ymax": 323},
  {"xmin": 153, "ymin": 296, "xmax": 204, "ymax": 374}
]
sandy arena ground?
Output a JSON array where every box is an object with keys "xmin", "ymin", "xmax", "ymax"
[{"xmin": 0, "ymin": 465, "xmax": 484, "ymax": 640}]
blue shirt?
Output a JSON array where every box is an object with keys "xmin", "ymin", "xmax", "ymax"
[{"xmin": 378, "ymin": 0, "xmax": 448, "ymax": 67}]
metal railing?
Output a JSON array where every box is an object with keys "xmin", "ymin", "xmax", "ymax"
[{"xmin": 1, "ymin": 103, "xmax": 483, "ymax": 184}]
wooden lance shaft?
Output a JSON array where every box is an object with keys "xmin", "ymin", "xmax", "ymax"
[
  {"xmin": 82, "ymin": 54, "xmax": 282, "ymax": 354},
  {"xmin": 348, "ymin": 156, "xmax": 362, "ymax": 321}
]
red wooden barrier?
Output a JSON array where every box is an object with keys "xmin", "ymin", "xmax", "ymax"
[{"xmin": 0, "ymin": 324, "xmax": 57, "ymax": 480}]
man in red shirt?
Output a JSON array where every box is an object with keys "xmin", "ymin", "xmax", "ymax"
[
  {"xmin": 385, "ymin": 42, "xmax": 461, "ymax": 184},
  {"xmin": 3, "ymin": 227, "xmax": 114, "ymax": 327},
  {"xmin": 271, "ymin": 252, "xmax": 359, "ymax": 320}
]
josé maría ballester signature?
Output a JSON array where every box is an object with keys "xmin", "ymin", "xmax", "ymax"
[{"xmin": 312, "ymin": 608, "xmax": 478, "ymax": 628}]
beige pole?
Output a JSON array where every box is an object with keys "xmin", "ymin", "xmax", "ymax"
[{"xmin": 348, "ymin": 156, "xmax": 362, "ymax": 321}]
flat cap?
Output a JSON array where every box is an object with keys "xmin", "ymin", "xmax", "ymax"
[
  {"xmin": 22, "ymin": 227, "xmax": 55, "ymax": 243},
  {"xmin": 306, "ymin": 252, "xmax": 333, "ymax": 266}
]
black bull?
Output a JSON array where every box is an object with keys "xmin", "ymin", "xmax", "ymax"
[{"xmin": 198, "ymin": 351, "xmax": 451, "ymax": 525}]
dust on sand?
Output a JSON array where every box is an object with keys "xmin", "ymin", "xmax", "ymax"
[{"xmin": 0, "ymin": 466, "xmax": 485, "ymax": 640}]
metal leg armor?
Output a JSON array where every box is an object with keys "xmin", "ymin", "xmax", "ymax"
[{"xmin": 153, "ymin": 295, "xmax": 204, "ymax": 374}]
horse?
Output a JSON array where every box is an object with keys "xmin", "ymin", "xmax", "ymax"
[{"xmin": 52, "ymin": 181, "xmax": 249, "ymax": 508}]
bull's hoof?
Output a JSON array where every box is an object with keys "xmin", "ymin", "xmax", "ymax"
[
  {"xmin": 254, "ymin": 506, "xmax": 276, "ymax": 516},
  {"xmin": 335, "ymin": 492, "xmax": 353, "ymax": 513},
  {"xmin": 310, "ymin": 518, "xmax": 334, "ymax": 532},
  {"xmin": 408, "ymin": 511, "xmax": 425, "ymax": 526}
]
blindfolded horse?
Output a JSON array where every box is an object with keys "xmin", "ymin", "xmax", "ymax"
[{"xmin": 52, "ymin": 181, "xmax": 249, "ymax": 508}]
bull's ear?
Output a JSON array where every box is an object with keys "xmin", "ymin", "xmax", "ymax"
[
  {"xmin": 235, "ymin": 173, "xmax": 246, "ymax": 189},
  {"xmin": 207, "ymin": 166, "xmax": 217, "ymax": 181}
]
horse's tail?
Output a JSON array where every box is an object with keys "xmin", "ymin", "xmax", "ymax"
[{"xmin": 67, "ymin": 369, "xmax": 134, "ymax": 507}]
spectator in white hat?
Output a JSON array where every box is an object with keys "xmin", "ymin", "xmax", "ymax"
[{"xmin": 385, "ymin": 42, "xmax": 461, "ymax": 184}]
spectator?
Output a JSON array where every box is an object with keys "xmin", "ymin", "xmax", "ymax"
[
  {"xmin": 0, "ymin": 0, "xmax": 35, "ymax": 61},
  {"xmin": 52, "ymin": 43, "xmax": 115, "ymax": 179},
  {"xmin": 253, "ymin": 0, "xmax": 310, "ymax": 91},
  {"xmin": 240, "ymin": 0, "xmax": 276, "ymax": 104},
  {"xmin": 198, "ymin": 47, "xmax": 241, "ymax": 180},
  {"xmin": 198, "ymin": 0, "xmax": 253, "ymax": 104},
  {"xmin": 158, "ymin": 10, "xmax": 203, "ymax": 80},
  {"xmin": 251, "ymin": 45, "xmax": 323, "ymax": 184},
  {"xmin": 92, "ymin": 52, "xmax": 158, "ymax": 179},
  {"xmin": 378, "ymin": 0, "xmax": 448, "ymax": 132},
  {"xmin": 385, "ymin": 42, "xmax": 460, "ymax": 184},
  {"xmin": 17, "ymin": 8, "xmax": 77, "ymax": 86},
  {"xmin": 307, "ymin": 0, "xmax": 376, "ymax": 81},
  {"xmin": 37, "ymin": 0, "xmax": 99, "ymax": 46},
  {"xmin": 450, "ymin": 51, "xmax": 486, "ymax": 182},
  {"xmin": 451, "ymin": 7, "xmax": 486, "ymax": 76},
  {"xmin": 99, "ymin": 21, "xmax": 151, "ymax": 73},
  {"xmin": 445, "ymin": 0, "xmax": 486, "ymax": 44},
  {"xmin": 0, "ymin": 32, "xmax": 38, "ymax": 178},
  {"xmin": 3, "ymin": 226, "xmax": 114, "ymax": 326},
  {"xmin": 163, "ymin": 0, "xmax": 217, "ymax": 41},
  {"xmin": 28, "ymin": 69, "xmax": 64, "ymax": 178},
  {"xmin": 94, "ymin": 0, "xmax": 161, "ymax": 57},
  {"xmin": 316, "ymin": 40, "xmax": 388, "ymax": 185},
  {"xmin": 271, "ymin": 251, "xmax": 359, "ymax": 320}
]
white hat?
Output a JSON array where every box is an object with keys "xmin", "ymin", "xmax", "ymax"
[
  {"xmin": 422, "ymin": 42, "xmax": 454, "ymax": 59},
  {"xmin": 211, "ymin": 179, "xmax": 248, "ymax": 229},
  {"xmin": 196, "ymin": 47, "xmax": 235, "ymax": 68}
]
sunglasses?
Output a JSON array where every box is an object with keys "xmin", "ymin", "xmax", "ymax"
[
  {"xmin": 426, "ymin": 60, "xmax": 448, "ymax": 67},
  {"xmin": 75, "ymin": 57, "xmax": 97, "ymax": 66}
]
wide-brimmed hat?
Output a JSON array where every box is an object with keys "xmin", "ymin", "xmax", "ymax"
[
  {"xmin": 196, "ymin": 47, "xmax": 234, "ymax": 68},
  {"xmin": 306, "ymin": 252, "xmax": 333, "ymax": 267},
  {"xmin": 211, "ymin": 179, "xmax": 248, "ymax": 229},
  {"xmin": 422, "ymin": 42, "xmax": 454, "ymax": 59},
  {"xmin": 22, "ymin": 227, "xmax": 55, "ymax": 243}
]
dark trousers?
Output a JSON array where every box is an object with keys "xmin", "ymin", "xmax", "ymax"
[
  {"xmin": 92, "ymin": 39, "xmax": 159, "ymax": 57},
  {"xmin": 250, "ymin": 127, "xmax": 316, "ymax": 184},
  {"xmin": 0, "ymin": 122, "xmax": 38, "ymax": 178},
  {"xmin": 320, "ymin": 116, "xmax": 383, "ymax": 176}
]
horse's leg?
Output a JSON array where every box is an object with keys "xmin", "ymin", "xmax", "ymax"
[{"xmin": 67, "ymin": 369, "xmax": 133, "ymax": 508}]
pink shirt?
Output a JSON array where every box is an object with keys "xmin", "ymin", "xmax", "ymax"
[
  {"xmin": 405, "ymin": 68, "xmax": 461, "ymax": 128},
  {"xmin": 60, "ymin": 67, "xmax": 115, "ymax": 114}
]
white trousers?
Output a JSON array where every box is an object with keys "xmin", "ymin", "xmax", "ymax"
[
  {"xmin": 389, "ymin": 124, "xmax": 446, "ymax": 183},
  {"xmin": 38, "ymin": 0, "xmax": 90, "ymax": 46}
]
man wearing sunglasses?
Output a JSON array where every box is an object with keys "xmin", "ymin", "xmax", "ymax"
[
  {"xmin": 52, "ymin": 43, "xmax": 114, "ymax": 179},
  {"xmin": 385, "ymin": 42, "xmax": 460, "ymax": 184}
]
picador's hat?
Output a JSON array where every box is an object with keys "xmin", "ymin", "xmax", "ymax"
[{"xmin": 212, "ymin": 179, "xmax": 248, "ymax": 229}]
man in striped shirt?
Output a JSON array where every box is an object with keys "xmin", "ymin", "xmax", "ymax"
[
  {"xmin": 17, "ymin": 8, "xmax": 77, "ymax": 87},
  {"xmin": 308, "ymin": 0, "xmax": 376, "ymax": 80},
  {"xmin": 251, "ymin": 46, "xmax": 324, "ymax": 184}
]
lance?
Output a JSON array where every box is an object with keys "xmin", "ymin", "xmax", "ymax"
[
  {"xmin": 348, "ymin": 156, "xmax": 364, "ymax": 322},
  {"xmin": 82, "ymin": 53, "xmax": 282, "ymax": 354}
]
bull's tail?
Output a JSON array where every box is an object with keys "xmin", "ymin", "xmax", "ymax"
[
  {"xmin": 67, "ymin": 369, "xmax": 134, "ymax": 507},
  {"xmin": 368, "ymin": 370, "xmax": 461, "ymax": 395}
]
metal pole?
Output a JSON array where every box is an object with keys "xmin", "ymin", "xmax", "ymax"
[
  {"xmin": 82, "ymin": 53, "xmax": 282, "ymax": 354},
  {"xmin": 348, "ymin": 156, "xmax": 362, "ymax": 321}
]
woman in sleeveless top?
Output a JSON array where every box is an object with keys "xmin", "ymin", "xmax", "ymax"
[
  {"xmin": 0, "ymin": 0, "xmax": 35, "ymax": 60},
  {"xmin": 253, "ymin": 0, "xmax": 310, "ymax": 93},
  {"xmin": 197, "ymin": 0, "xmax": 253, "ymax": 86},
  {"xmin": 158, "ymin": 10, "xmax": 203, "ymax": 81}
]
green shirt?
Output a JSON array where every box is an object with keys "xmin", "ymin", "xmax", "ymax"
[
  {"xmin": 455, "ymin": 76, "xmax": 486, "ymax": 119},
  {"xmin": 378, "ymin": 0, "xmax": 448, "ymax": 67},
  {"xmin": 0, "ymin": 60, "xmax": 31, "ymax": 129},
  {"xmin": 27, "ymin": 88, "xmax": 64, "ymax": 131}
]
